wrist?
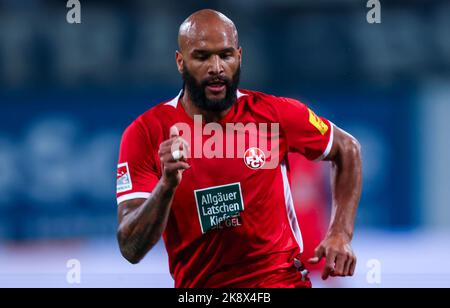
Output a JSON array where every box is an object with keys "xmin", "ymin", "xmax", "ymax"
[
  {"xmin": 327, "ymin": 227, "xmax": 353, "ymax": 242},
  {"xmin": 160, "ymin": 175, "xmax": 179, "ymax": 192}
]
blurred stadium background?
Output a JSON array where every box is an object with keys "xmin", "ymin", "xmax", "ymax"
[{"xmin": 0, "ymin": 0, "xmax": 449, "ymax": 287}]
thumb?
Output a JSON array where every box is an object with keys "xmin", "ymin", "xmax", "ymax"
[
  {"xmin": 308, "ymin": 246, "xmax": 325, "ymax": 264},
  {"xmin": 170, "ymin": 125, "xmax": 179, "ymax": 138}
]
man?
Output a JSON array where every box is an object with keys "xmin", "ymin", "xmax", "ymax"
[{"xmin": 116, "ymin": 9, "xmax": 362, "ymax": 288}]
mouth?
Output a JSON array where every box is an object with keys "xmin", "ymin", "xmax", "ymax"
[{"xmin": 205, "ymin": 81, "xmax": 226, "ymax": 94}]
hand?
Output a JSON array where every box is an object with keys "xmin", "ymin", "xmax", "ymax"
[
  {"xmin": 158, "ymin": 126, "xmax": 190, "ymax": 188},
  {"xmin": 307, "ymin": 233, "xmax": 357, "ymax": 280}
]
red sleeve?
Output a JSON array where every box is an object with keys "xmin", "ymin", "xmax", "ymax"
[
  {"xmin": 116, "ymin": 120, "xmax": 160, "ymax": 205},
  {"xmin": 276, "ymin": 97, "xmax": 334, "ymax": 161}
]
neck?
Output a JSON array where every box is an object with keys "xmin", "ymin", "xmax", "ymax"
[{"xmin": 181, "ymin": 88, "xmax": 233, "ymax": 123}]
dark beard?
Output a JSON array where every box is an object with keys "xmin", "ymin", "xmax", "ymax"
[{"xmin": 182, "ymin": 65, "xmax": 241, "ymax": 113}]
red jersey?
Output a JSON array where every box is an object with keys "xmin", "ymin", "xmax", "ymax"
[{"xmin": 116, "ymin": 89, "xmax": 333, "ymax": 288}]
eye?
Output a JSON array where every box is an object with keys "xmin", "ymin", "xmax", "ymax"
[
  {"xmin": 220, "ymin": 53, "xmax": 232, "ymax": 60},
  {"xmin": 195, "ymin": 54, "xmax": 209, "ymax": 61}
]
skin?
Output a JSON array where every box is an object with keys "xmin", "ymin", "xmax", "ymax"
[
  {"xmin": 117, "ymin": 9, "xmax": 362, "ymax": 281},
  {"xmin": 176, "ymin": 9, "xmax": 242, "ymax": 123},
  {"xmin": 308, "ymin": 128, "xmax": 362, "ymax": 279}
]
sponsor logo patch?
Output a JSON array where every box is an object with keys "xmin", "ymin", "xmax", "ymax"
[
  {"xmin": 117, "ymin": 162, "xmax": 132, "ymax": 193},
  {"xmin": 194, "ymin": 182, "xmax": 245, "ymax": 234},
  {"xmin": 308, "ymin": 108, "xmax": 329, "ymax": 135}
]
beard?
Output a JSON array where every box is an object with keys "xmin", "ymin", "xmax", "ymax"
[{"xmin": 182, "ymin": 65, "xmax": 241, "ymax": 113}]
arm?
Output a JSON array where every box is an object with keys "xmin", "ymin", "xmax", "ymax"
[
  {"xmin": 308, "ymin": 124, "xmax": 362, "ymax": 280},
  {"xmin": 117, "ymin": 181, "xmax": 176, "ymax": 264},
  {"xmin": 117, "ymin": 126, "xmax": 190, "ymax": 264}
]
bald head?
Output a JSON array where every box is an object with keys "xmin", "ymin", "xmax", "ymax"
[
  {"xmin": 178, "ymin": 9, "xmax": 238, "ymax": 52},
  {"xmin": 175, "ymin": 10, "xmax": 242, "ymax": 112}
]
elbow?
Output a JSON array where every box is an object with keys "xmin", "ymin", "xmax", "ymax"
[
  {"xmin": 125, "ymin": 256, "xmax": 141, "ymax": 265},
  {"xmin": 121, "ymin": 249, "xmax": 142, "ymax": 265},
  {"xmin": 117, "ymin": 228, "xmax": 158, "ymax": 265},
  {"xmin": 120, "ymin": 245, "xmax": 142, "ymax": 265},
  {"xmin": 117, "ymin": 231, "xmax": 143, "ymax": 265}
]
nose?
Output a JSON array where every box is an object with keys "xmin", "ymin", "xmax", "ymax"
[{"xmin": 208, "ymin": 55, "xmax": 224, "ymax": 76}]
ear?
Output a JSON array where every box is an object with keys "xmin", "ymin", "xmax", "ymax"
[
  {"xmin": 175, "ymin": 51, "xmax": 184, "ymax": 74},
  {"xmin": 237, "ymin": 47, "xmax": 243, "ymax": 66}
]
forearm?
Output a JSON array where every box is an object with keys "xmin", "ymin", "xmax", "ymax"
[
  {"xmin": 327, "ymin": 137, "xmax": 362, "ymax": 241},
  {"xmin": 308, "ymin": 126, "xmax": 361, "ymax": 278},
  {"xmin": 117, "ymin": 178, "xmax": 176, "ymax": 263}
]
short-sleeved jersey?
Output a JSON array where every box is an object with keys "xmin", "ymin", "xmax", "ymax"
[{"xmin": 116, "ymin": 89, "xmax": 333, "ymax": 288}]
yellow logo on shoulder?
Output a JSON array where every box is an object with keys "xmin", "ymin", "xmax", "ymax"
[{"xmin": 308, "ymin": 108, "xmax": 329, "ymax": 135}]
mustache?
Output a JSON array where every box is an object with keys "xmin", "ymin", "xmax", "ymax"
[
  {"xmin": 201, "ymin": 75, "xmax": 231, "ymax": 86},
  {"xmin": 182, "ymin": 65, "xmax": 241, "ymax": 113}
]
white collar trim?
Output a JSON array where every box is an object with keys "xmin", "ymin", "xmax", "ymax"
[
  {"xmin": 164, "ymin": 90, "xmax": 247, "ymax": 109},
  {"xmin": 164, "ymin": 90, "xmax": 183, "ymax": 108}
]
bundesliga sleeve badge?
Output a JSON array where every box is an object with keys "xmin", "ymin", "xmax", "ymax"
[{"xmin": 117, "ymin": 162, "xmax": 133, "ymax": 193}]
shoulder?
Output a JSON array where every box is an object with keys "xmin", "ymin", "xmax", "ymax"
[
  {"xmin": 139, "ymin": 93, "xmax": 181, "ymax": 128},
  {"xmin": 239, "ymin": 89, "xmax": 305, "ymax": 108},
  {"xmin": 122, "ymin": 93, "xmax": 182, "ymax": 142},
  {"xmin": 238, "ymin": 89, "xmax": 307, "ymax": 120},
  {"xmin": 239, "ymin": 89, "xmax": 280, "ymax": 103}
]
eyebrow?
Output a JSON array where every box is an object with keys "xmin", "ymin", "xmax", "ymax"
[{"xmin": 191, "ymin": 47, "xmax": 236, "ymax": 55}]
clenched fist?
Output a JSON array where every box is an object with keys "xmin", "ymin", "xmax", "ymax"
[{"xmin": 158, "ymin": 126, "xmax": 190, "ymax": 189}]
